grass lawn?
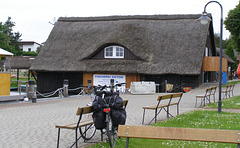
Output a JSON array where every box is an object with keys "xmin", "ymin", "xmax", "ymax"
[
  {"xmin": 87, "ymin": 82, "xmax": 240, "ymax": 148},
  {"xmin": 222, "ymin": 80, "xmax": 240, "ymax": 87},
  {"xmin": 87, "ymin": 110, "xmax": 240, "ymax": 148},
  {"xmin": 10, "ymin": 77, "xmax": 36, "ymax": 88},
  {"xmin": 206, "ymin": 95, "xmax": 240, "ymax": 109}
]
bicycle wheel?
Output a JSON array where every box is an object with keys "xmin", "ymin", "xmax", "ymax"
[
  {"xmin": 106, "ymin": 114, "xmax": 117, "ymax": 148},
  {"xmin": 79, "ymin": 123, "xmax": 96, "ymax": 141}
]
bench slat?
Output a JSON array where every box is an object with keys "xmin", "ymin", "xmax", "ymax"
[
  {"xmin": 157, "ymin": 94, "xmax": 173, "ymax": 101},
  {"xmin": 118, "ymin": 125, "xmax": 240, "ymax": 144},
  {"xmin": 56, "ymin": 118, "xmax": 93, "ymax": 129},
  {"xmin": 142, "ymin": 104, "xmax": 169, "ymax": 109}
]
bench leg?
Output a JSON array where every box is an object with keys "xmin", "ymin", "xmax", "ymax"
[
  {"xmin": 164, "ymin": 107, "xmax": 173, "ymax": 118},
  {"xmin": 75, "ymin": 128, "xmax": 78, "ymax": 148},
  {"xmin": 167, "ymin": 107, "xmax": 169, "ymax": 118},
  {"xmin": 126, "ymin": 137, "xmax": 130, "ymax": 148},
  {"xmin": 57, "ymin": 128, "xmax": 60, "ymax": 148},
  {"xmin": 195, "ymin": 97, "xmax": 198, "ymax": 107},
  {"xmin": 203, "ymin": 96, "xmax": 205, "ymax": 106},
  {"xmin": 142, "ymin": 109, "xmax": 146, "ymax": 124},
  {"xmin": 155, "ymin": 108, "xmax": 157, "ymax": 123},
  {"xmin": 148, "ymin": 108, "xmax": 163, "ymax": 124},
  {"xmin": 177, "ymin": 104, "xmax": 179, "ymax": 115}
]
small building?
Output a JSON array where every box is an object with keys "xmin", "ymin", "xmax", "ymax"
[
  {"xmin": 18, "ymin": 41, "xmax": 42, "ymax": 52},
  {"xmin": 0, "ymin": 48, "xmax": 13, "ymax": 72},
  {"xmin": 30, "ymin": 14, "xmax": 228, "ymax": 93},
  {"xmin": 0, "ymin": 48, "xmax": 13, "ymax": 59},
  {"xmin": 5, "ymin": 56, "xmax": 36, "ymax": 81}
]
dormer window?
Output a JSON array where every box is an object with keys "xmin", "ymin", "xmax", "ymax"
[{"xmin": 104, "ymin": 46, "xmax": 124, "ymax": 58}]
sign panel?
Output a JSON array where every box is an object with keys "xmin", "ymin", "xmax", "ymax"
[
  {"xmin": 93, "ymin": 74, "xmax": 126, "ymax": 86},
  {"xmin": 93, "ymin": 74, "xmax": 126, "ymax": 92}
]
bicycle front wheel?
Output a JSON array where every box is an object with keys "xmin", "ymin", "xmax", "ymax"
[
  {"xmin": 106, "ymin": 115, "xmax": 117, "ymax": 148},
  {"xmin": 79, "ymin": 123, "xmax": 96, "ymax": 141}
]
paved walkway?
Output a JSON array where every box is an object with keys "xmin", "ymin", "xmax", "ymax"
[{"xmin": 0, "ymin": 81, "xmax": 239, "ymax": 148}]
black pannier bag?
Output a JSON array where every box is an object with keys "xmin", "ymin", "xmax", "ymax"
[
  {"xmin": 92, "ymin": 96, "xmax": 106, "ymax": 129},
  {"xmin": 111, "ymin": 95, "xmax": 126, "ymax": 126}
]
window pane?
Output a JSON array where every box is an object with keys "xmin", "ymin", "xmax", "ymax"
[
  {"xmin": 105, "ymin": 46, "xmax": 124, "ymax": 58},
  {"xmin": 120, "ymin": 51, "xmax": 123, "ymax": 56},
  {"xmin": 105, "ymin": 47, "xmax": 113, "ymax": 57}
]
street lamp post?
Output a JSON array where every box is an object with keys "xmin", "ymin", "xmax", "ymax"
[{"xmin": 198, "ymin": 1, "xmax": 223, "ymax": 113}]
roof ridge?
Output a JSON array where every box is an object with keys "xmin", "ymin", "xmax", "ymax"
[{"xmin": 58, "ymin": 14, "xmax": 203, "ymax": 22}]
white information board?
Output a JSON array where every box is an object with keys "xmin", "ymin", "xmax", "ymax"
[{"xmin": 93, "ymin": 74, "xmax": 126, "ymax": 86}]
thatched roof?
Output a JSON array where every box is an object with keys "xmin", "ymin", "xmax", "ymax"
[
  {"xmin": 31, "ymin": 14, "xmax": 212, "ymax": 75},
  {"xmin": 6, "ymin": 56, "xmax": 35, "ymax": 69}
]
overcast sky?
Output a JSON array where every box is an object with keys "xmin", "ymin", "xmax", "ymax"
[{"xmin": 0, "ymin": 0, "xmax": 239, "ymax": 44}]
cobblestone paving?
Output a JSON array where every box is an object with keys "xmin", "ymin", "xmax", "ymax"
[{"xmin": 0, "ymin": 81, "xmax": 239, "ymax": 148}]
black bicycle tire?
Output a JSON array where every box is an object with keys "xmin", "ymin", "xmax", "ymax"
[
  {"xmin": 79, "ymin": 123, "xmax": 96, "ymax": 141},
  {"xmin": 106, "ymin": 114, "xmax": 112, "ymax": 147},
  {"xmin": 106, "ymin": 115, "xmax": 117, "ymax": 148}
]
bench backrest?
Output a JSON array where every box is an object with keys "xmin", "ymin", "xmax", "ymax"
[
  {"xmin": 171, "ymin": 92, "xmax": 183, "ymax": 103},
  {"xmin": 230, "ymin": 84, "xmax": 235, "ymax": 91},
  {"xmin": 172, "ymin": 92, "xmax": 183, "ymax": 98},
  {"xmin": 226, "ymin": 85, "xmax": 231, "ymax": 90},
  {"xmin": 210, "ymin": 86, "xmax": 217, "ymax": 95},
  {"xmin": 76, "ymin": 106, "xmax": 93, "ymax": 115},
  {"xmin": 157, "ymin": 94, "xmax": 173, "ymax": 101},
  {"xmin": 118, "ymin": 125, "xmax": 240, "ymax": 145}
]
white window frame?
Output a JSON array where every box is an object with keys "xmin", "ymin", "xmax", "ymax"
[{"xmin": 104, "ymin": 46, "xmax": 124, "ymax": 58}]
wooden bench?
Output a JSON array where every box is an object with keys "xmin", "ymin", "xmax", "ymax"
[
  {"xmin": 222, "ymin": 84, "xmax": 235, "ymax": 99},
  {"xmin": 222, "ymin": 85, "xmax": 231, "ymax": 99},
  {"xmin": 142, "ymin": 93, "xmax": 183, "ymax": 124},
  {"xmin": 55, "ymin": 100, "xmax": 128, "ymax": 148},
  {"xmin": 117, "ymin": 125, "xmax": 240, "ymax": 148},
  {"xmin": 195, "ymin": 86, "xmax": 217, "ymax": 107},
  {"xmin": 209, "ymin": 86, "xmax": 217, "ymax": 103}
]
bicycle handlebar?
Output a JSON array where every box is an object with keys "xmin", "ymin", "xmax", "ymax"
[{"xmin": 92, "ymin": 83, "xmax": 126, "ymax": 89}]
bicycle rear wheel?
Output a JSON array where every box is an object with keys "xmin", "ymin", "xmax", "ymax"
[
  {"xmin": 106, "ymin": 115, "xmax": 117, "ymax": 148},
  {"xmin": 79, "ymin": 123, "xmax": 96, "ymax": 141}
]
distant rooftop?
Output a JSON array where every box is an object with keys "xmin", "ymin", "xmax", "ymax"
[{"xmin": 0, "ymin": 48, "xmax": 14, "ymax": 56}]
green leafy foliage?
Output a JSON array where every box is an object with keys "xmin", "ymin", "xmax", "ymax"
[
  {"xmin": 224, "ymin": 2, "xmax": 240, "ymax": 52},
  {"xmin": 0, "ymin": 17, "xmax": 22, "ymax": 55}
]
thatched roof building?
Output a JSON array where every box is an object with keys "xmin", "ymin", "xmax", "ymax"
[{"xmin": 31, "ymin": 14, "xmax": 217, "ymax": 93}]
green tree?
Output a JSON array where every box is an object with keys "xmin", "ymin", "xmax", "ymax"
[
  {"xmin": 224, "ymin": 2, "xmax": 240, "ymax": 52},
  {"xmin": 224, "ymin": 38, "xmax": 238, "ymax": 70},
  {"xmin": 0, "ymin": 22, "xmax": 12, "ymax": 51},
  {"xmin": 3, "ymin": 17, "xmax": 22, "ymax": 52}
]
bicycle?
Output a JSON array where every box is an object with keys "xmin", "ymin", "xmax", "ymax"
[{"xmin": 92, "ymin": 81, "xmax": 126, "ymax": 148}]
